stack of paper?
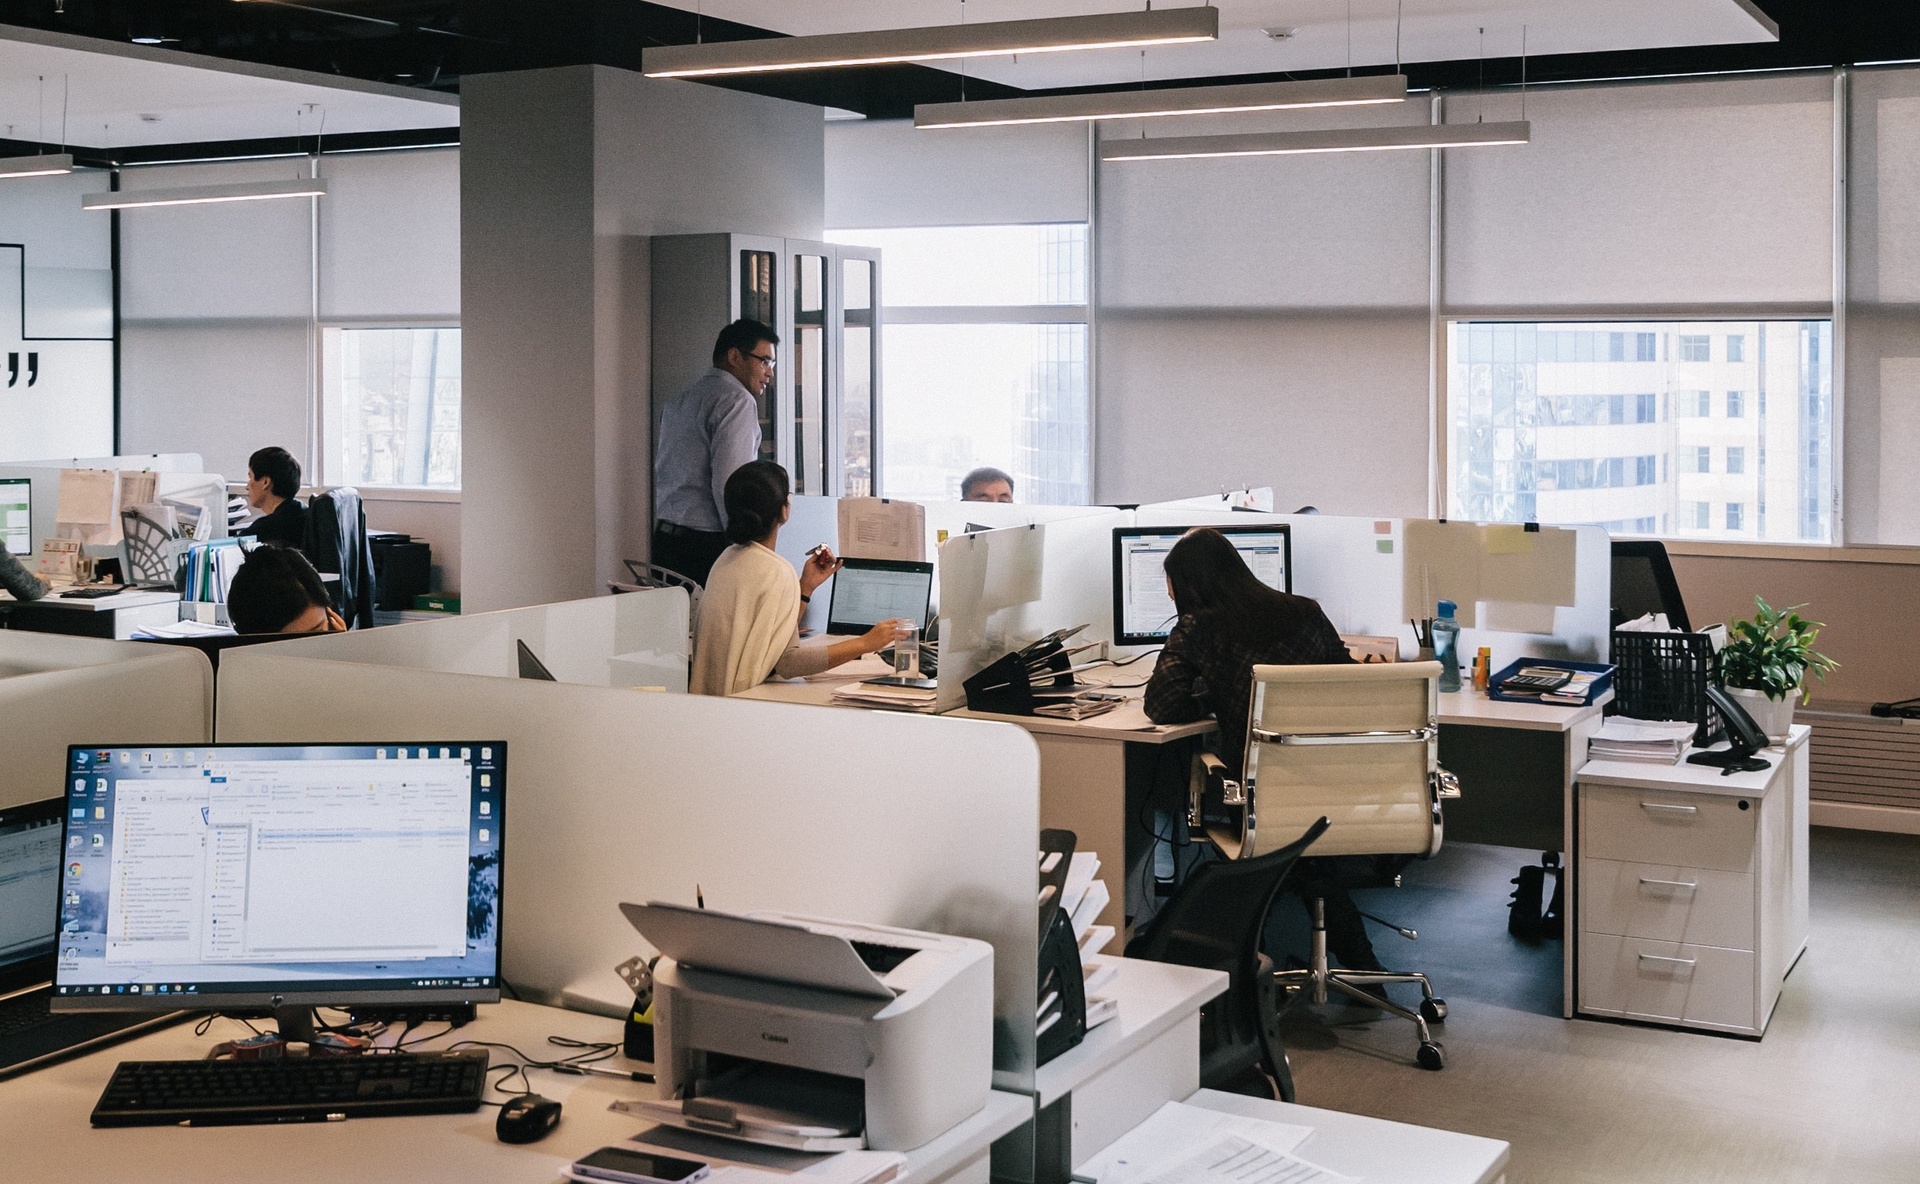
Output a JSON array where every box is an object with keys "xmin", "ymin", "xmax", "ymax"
[
  {"xmin": 829, "ymin": 682, "xmax": 937, "ymax": 712},
  {"xmin": 1043, "ymin": 849, "xmax": 1119, "ymax": 1032},
  {"xmin": 1075, "ymin": 1101, "xmax": 1354, "ymax": 1184},
  {"xmin": 1588, "ymin": 717, "xmax": 1700, "ymax": 765}
]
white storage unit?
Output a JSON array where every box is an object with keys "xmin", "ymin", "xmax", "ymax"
[{"xmin": 1574, "ymin": 726, "xmax": 1810, "ymax": 1038}]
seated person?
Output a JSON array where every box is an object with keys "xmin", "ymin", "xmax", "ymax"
[
  {"xmin": 960, "ymin": 466, "xmax": 1014, "ymax": 503},
  {"xmin": 0, "ymin": 547, "xmax": 48, "ymax": 602},
  {"xmin": 1141, "ymin": 528, "xmax": 1388, "ymax": 976},
  {"xmin": 691, "ymin": 460, "xmax": 907, "ymax": 696},
  {"xmin": 227, "ymin": 544, "xmax": 345, "ymax": 635},
  {"xmin": 238, "ymin": 446, "xmax": 308, "ymax": 547}
]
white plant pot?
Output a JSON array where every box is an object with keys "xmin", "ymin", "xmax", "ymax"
[{"xmin": 1726, "ymin": 685, "xmax": 1795, "ymax": 745}]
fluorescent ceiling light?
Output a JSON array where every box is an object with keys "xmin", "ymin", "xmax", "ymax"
[
  {"xmin": 642, "ymin": 6, "xmax": 1219, "ymax": 78},
  {"xmin": 1101, "ymin": 120, "xmax": 1531, "ymax": 161},
  {"xmin": 0, "ymin": 153, "xmax": 75, "ymax": 179},
  {"xmin": 916, "ymin": 73, "xmax": 1406, "ymax": 129},
  {"xmin": 83, "ymin": 177, "xmax": 329, "ymax": 210}
]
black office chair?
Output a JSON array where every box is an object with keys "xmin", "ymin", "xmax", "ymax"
[
  {"xmin": 1126, "ymin": 817, "xmax": 1330, "ymax": 1103},
  {"xmin": 1610, "ymin": 539, "xmax": 1691, "ymax": 632}
]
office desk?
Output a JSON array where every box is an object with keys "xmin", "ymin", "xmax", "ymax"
[
  {"xmin": 738, "ymin": 657, "xmax": 1213, "ymax": 932},
  {"xmin": 1574, "ymin": 726, "xmax": 1810, "ymax": 1037},
  {"xmin": 1159, "ymin": 1089, "xmax": 1510, "ymax": 1184},
  {"xmin": 0, "ymin": 589, "xmax": 183, "ymax": 639},
  {"xmin": 0, "ymin": 999, "xmax": 1033, "ymax": 1184}
]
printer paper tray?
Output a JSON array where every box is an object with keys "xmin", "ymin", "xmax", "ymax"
[{"xmin": 618, "ymin": 1098, "xmax": 866, "ymax": 1152}]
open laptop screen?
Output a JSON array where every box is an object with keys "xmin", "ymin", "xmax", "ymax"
[
  {"xmin": 826, "ymin": 558, "xmax": 934, "ymax": 637},
  {"xmin": 0, "ymin": 798, "xmax": 61, "ymax": 994}
]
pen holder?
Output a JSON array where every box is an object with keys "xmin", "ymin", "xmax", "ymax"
[{"xmin": 962, "ymin": 648, "xmax": 1074, "ymax": 715}]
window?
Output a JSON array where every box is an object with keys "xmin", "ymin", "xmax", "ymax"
[
  {"xmin": 1727, "ymin": 334, "xmax": 1746, "ymax": 363},
  {"xmin": 826, "ymin": 225, "xmax": 1089, "ymax": 504},
  {"xmin": 324, "ymin": 327, "xmax": 461, "ymax": 489},
  {"xmin": 1726, "ymin": 502, "xmax": 1745, "ymax": 531},
  {"xmin": 1447, "ymin": 320, "xmax": 1833, "ymax": 542}
]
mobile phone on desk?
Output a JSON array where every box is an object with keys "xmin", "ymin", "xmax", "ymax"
[{"xmin": 568, "ymin": 1148, "xmax": 711, "ymax": 1184}]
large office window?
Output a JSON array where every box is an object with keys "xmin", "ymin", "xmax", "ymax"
[
  {"xmin": 825, "ymin": 224, "xmax": 1090, "ymax": 504},
  {"xmin": 324, "ymin": 327, "xmax": 462, "ymax": 489},
  {"xmin": 1447, "ymin": 320, "xmax": 1833, "ymax": 542}
]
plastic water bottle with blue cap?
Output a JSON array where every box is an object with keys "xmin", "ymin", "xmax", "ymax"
[{"xmin": 1433, "ymin": 600, "xmax": 1462, "ymax": 692}]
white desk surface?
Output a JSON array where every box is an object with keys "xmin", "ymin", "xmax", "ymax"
[
  {"xmin": 1034, "ymin": 959, "xmax": 1227, "ymax": 1107},
  {"xmin": 0, "ymin": 588, "xmax": 181, "ymax": 611},
  {"xmin": 1577, "ymin": 724, "xmax": 1811, "ymax": 797},
  {"xmin": 1180, "ymin": 1088, "xmax": 1510, "ymax": 1184},
  {"xmin": 739, "ymin": 655, "xmax": 1215, "ymax": 744},
  {"xmin": 1437, "ymin": 687, "xmax": 1610, "ymax": 733},
  {"xmin": 0, "ymin": 999, "xmax": 1031, "ymax": 1184}
]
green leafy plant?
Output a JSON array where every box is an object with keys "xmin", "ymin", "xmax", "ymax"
[{"xmin": 1719, "ymin": 596, "xmax": 1838, "ymax": 703}]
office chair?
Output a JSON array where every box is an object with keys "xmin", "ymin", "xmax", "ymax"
[
  {"xmin": 1192, "ymin": 661, "xmax": 1458, "ymax": 1071},
  {"xmin": 1609, "ymin": 539, "xmax": 1691, "ymax": 632},
  {"xmin": 1127, "ymin": 817, "xmax": 1330, "ymax": 1103}
]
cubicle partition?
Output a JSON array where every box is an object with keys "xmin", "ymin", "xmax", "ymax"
[
  {"xmin": 215, "ymin": 637, "xmax": 1044, "ymax": 1092},
  {"xmin": 0, "ymin": 632, "xmax": 213, "ymax": 808},
  {"xmin": 239, "ymin": 588, "xmax": 692, "ymax": 690}
]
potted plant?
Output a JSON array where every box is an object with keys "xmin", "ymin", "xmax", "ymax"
[{"xmin": 1718, "ymin": 596, "xmax": 1838, "ymax": 742}]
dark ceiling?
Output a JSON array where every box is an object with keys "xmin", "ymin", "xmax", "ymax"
[{"xmin": 4, "ymin": 0, "xmax": 1920, "ymax": 142}]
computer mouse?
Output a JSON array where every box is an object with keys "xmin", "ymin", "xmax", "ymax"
[{"xmin": 496, "ymin": 1093, "xmax": 563, "ymax": 1144}]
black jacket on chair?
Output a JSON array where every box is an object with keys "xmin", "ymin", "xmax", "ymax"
[{"xmin": 303, "ymin": 488, "xmax": 376, "ymax": 630}]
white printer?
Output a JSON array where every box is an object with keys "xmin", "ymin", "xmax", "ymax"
[{"xmin": 619, "ymin": 901, "xmax": 994, "ymax": 1152}]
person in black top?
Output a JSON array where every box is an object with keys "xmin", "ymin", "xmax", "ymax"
[
  {"xmin": 238, "ymin": 446, "xmax": 308, "ymax": 547},
  {"xmin": 1142, "ymin": 528, "xmax": 1386, "ymax": 977}
]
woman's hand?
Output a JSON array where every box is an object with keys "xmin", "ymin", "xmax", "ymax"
[
  {"xmin": 861, "ymin": 618, "xmax": 913, "ymax": 655},
  {"xmin": 800, "ymin": 545, "xmax": 842, "ymax": 598}
]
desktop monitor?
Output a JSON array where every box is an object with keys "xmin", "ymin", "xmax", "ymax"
[
  {"xmin": 50, "ymin": 742, "xmax": 505, "ymax": 1029},
  {"xmin": 1, "ymin": 478, "xmax": 30, "ymax": 557},
  {"xmin": 826, "ymin": 558, "xmax": 935, "ymax": 636},
  {"xmin": 0, "ymin": 797, "xmax": 62, "ymax": 995},
  {"xmin": 1112, "ymin": 524, "xmax": 1293, "ymax": 647}
]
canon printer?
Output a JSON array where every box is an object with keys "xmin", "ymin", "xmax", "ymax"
[{"xmin": 619, "ymin": 901, "xmax": 993, "ymax": 1152}]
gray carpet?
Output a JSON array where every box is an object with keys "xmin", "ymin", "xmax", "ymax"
[{"xmin": 1270, "ymin": 828, "xmax": 1920, "ymax": 1184}]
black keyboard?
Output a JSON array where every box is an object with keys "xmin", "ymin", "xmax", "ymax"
[
  {"xmin": 91, "ymin": 1049, "xmax": 490, "ymax": 1127},
  {"xmin": 0, "ymin": 994, "xmax": 62, "ymax": 1039}
]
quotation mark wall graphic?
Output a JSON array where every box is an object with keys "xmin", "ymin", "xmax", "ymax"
[{"xmin": 6, "ymin": 352, "xmax": 38, "ymax": 387}]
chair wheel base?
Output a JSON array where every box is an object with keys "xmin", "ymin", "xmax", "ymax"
[
  {"xmin": 1417, "ymin": 1041, "xmax": 1446, "ymax": 1071},
  {"xmin": 1420, "ymin": 998, "xmax": 1448, "ymax": 1023}
]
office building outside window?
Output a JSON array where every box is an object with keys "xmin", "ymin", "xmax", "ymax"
[
  {"xmin": 1447, "ymin": 321, "xmax": 1833, "ymax": 543},
  {"xmin": 324, "ymin": 327, "xmax": 461, "ymax": 489},
  {"xmin": 825, "ymin": 224, "xmax": 1089, "ymax": 504}
]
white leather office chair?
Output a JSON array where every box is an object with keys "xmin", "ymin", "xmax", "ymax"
[{"xmin": 1189, "ymin": 660, "xmax": 1460, "ymax": 1070}]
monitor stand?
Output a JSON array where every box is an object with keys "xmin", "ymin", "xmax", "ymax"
[
  {"xmin": 1686, "ymin": 749, "xmax": 1772, "ymax": 776},
  {"xmin": 271, "ymin": 1005, "xmax": 318, "ymax": 1044}
]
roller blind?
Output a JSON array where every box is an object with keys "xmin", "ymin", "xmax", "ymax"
[
  {"xmin": 826, "ymin": 118, "xmax": 1088, "ymax": 228},
  {"xmin": 118, "ymin": 159, "xmax": 314, "ymax": 321},
  {"xmin": 319, "ymin": 148, "xmax": 460, "ymax": 320},
  {"xmin": 1444, "ymin": 74, "xmax": 1834, "ymax": 311}
]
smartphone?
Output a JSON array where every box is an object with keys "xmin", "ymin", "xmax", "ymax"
[{"xmin": 570, "ymin": 1148, "xmax": 711, "ymax": 1184}]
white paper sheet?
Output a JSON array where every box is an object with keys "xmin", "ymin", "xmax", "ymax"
[
  {"xmin": 838, "ymin": 498, "xmax": 926, "ymax": 562},
  {"xmin": 1135, "ymin": 1134, "xmax": 1357, "ymax": 1184},
  {"xmin": 1076, "ymin": 1102, "xmax": 1317, "ymax": 1184}
]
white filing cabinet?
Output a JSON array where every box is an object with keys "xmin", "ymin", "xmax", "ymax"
[{"xmin": 1574, "ymin": 726, "xmax": 1809, "ymax": 1038}]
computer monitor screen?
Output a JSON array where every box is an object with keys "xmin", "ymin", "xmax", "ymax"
[
  {"xmin": 826, "ymin": 558, "xmax": 935, "ymax": 636},
  {"xmin": 1112, "ymin": 525, "xmax": 1292, "ymax": 647},
  {"xmin": 51, "ymin": 743, "xmax": 505, "ymax": 1012},
  {"xmin": 0, "ymin": 798, "xmax": 62, "ymax": 994},
  {"xmin": 1, "ymin": 478, "xmax": 30, "ymax": 557}
]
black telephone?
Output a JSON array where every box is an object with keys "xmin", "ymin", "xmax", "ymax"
[{"xmin": 1685, "ymin": 684, "xmax": 1773, "ymax": 775}]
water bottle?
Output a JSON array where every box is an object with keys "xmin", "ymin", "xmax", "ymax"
[{"xmin": 1433, "ymin": 600, "xmax": 1462, "ymax": 693}]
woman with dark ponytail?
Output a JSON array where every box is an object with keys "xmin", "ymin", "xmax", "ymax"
[{"xmin": 689, "ymin": 461, "xmax": 909, "ymax": 695}]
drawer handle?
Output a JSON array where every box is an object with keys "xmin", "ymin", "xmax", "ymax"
[
  {"xmin": 1638, "ymin": 954, "xmax": 1697, "ymax": 969},
  {"xmin": 1638, "ymin": 878, "xmax": 1698, "ymax": 891},
  {"xmin": 1640, "ymin": 802, "xmax": 1699, "ymax": 817}
]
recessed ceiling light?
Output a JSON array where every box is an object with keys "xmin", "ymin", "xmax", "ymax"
[
  {"xmin": 1261, "ymin": 27, "xmax": 1301, "ymax": 41},
  {"xmin": 130, "ymin": 36, "xmax": 179, "ymax": 45}
]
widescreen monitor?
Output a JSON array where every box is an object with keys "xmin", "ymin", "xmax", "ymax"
[
  {"xmin": 1, "ymin": 478, "xmax": 30, "ymax": 557},
  {"xmin": 826, "ymin": 558, "xmax": 935, "ymax": 636},
  {"xmin": 1112, "ymin": 525, "xmax": 1293, "ymax": 647},
  {"xmin": 51, "ymin": 742, "xmax": 505, "ymax": 1015}
]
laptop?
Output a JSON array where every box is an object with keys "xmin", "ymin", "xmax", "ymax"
[
  {"xmin": 0, "ymin": 797, "xmax": 181, "ymax": 1078},
  {"xmin": 825, "ymin": 558, "xmax": 935, "ymax": 637}
]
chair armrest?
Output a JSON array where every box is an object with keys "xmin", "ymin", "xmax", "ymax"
[{"xmin": 1189, "ymin": 751, "xmax": 1239, "ymax": 830}]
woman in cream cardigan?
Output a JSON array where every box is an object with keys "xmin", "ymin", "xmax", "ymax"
[{"xmin": 690, "ymin": 461, "xmax": 908, "ymax": 696}]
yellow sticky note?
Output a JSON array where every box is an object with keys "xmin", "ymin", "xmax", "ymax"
[{"xmin": 1485, "ymin": 525, "xmax": 1534, "ymax": 554}]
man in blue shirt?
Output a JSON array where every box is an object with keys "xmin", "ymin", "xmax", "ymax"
[{"xmin": 652, "ymin": 319, "xmax": 778, "ymax": 585}]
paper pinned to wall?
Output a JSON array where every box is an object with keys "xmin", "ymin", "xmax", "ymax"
[
  {"xmin": 980, "ymin": 523, "xmax": 1044, "ymax": 612},
  {"xmin": 837, "ymin": 498, "xmax": 925, "ymax": 561},
  {"xmin": 55, "ymin": 468, "xmax": 118, "ymax": 544},
  {"xmin": 1481, "ymin": 525, "xmax": 1577, "ymax": 606},
  {"xmin": 1402, "ymin": 519, "xmax": 1481, "ymax": 627},
  {"xmin": 1484, "ymin": 523, "xmax": 1534, "ymax": 554},
  {"xmin": 116, "ymin": 470, "xmax": 158, "ymax": 515}
]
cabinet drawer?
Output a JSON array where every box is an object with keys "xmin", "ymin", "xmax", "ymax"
[
  {"xmin": 1579, "ymin": 934, "xmax": 1756, "ymax": 1034},
  {"xmin": 1581, "ymin": 785, "xmax": 1757, "ymax": 872},
  {"xmin": 1579, "ymin": 858, "xmax": 1755, "ymax": 951}
]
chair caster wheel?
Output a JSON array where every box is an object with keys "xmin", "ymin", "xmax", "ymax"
[
  {"xmin": 1416, "ymin": 1041, "xmax": 1446, "ymax": 1071},
  {"xmin": 1420, "ymin": 998, "xmax": 1448, "ymax": 1023}
]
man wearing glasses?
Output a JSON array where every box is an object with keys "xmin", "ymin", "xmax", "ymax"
[{"xmin": 652, "ymin": 318, "xmax": 779, "ymax": 585}]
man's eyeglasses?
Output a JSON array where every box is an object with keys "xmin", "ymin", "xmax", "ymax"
[{"xmin": 745, "ymin": 352, "xmax": 776, "ymax": 367}]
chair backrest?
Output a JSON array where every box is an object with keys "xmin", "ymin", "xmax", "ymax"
[
  {"xmin": 1610, "ymin": 539, "xmax": 1691, "ymax": 632},
  {"xmin": 1232, "ymin": 661, "xmax": 1441, "ymax": 860}
]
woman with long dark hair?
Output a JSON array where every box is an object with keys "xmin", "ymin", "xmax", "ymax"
[{"xmin": 1142, "ymin": 527, "xmax": 1385, "ymax": 975}]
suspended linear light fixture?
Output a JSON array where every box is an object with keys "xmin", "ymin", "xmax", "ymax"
[
  {"xmin": 1100, "ymin": 120, "xmax": 1531, "ymax": 161},
  {"xmin": 0, "ymin": 153, "xmax": 75, "ymax": 178},
  {"xmin": 916, "ymin": 73, "xmax": 1406, "ymax": 129},
  {"xmin": 641, "ymin": 6, "xmax": 1219, "ymax": 78},
  {"xmin": 82, "ymin": 176, "xmax": 329, "ymax": 210}
]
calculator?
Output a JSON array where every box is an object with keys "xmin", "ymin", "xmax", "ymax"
[{"xmin": 1499, "ymin": 667, "xmax": 1573, "ymax": 693}]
